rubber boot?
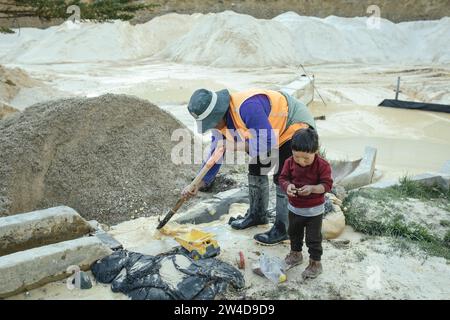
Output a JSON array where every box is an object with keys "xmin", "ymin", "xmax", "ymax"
[
  {"xmin": 253, "ymin": 185, "xmax": 289, "ymax": 244},
  {"xmin": 229, "ymin": 175, "xmax": 269, "ymax": 230}
]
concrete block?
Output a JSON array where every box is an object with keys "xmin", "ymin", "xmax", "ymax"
[
  {"xmin": 339, "ymin": 146, "xmax": 377, "ymax": 190},
  {"xmin": 330, "ymin": 158, "xmax": 362, "ymax": 184},
  {"xmin": 280, "ymin": 75, "xmax": 314, "ymax": 105},
  {"xmin": 95, "ymin": 232, "xmax": 123, "ymax": 251},
  {"xmin": 176, "ymin": 188, "xmax": 248, "ymax": 224},
  {"xmin": 0, "ymin": 206, "xmax": 94, "ymax": 256},
  {"xmin": 411, "ymin": 173, "xmax": 449, "ymax": 190},
  {"xmin": 364, "ymin": 179, "xmax": 398, "ymax": 189},
  {"xmin": 0, "ymin": 237, "xmax": 112, "ymax": 298},
  {"xmin": 365, "ymin": 172, "xmax": 449, "ymax": 190}
]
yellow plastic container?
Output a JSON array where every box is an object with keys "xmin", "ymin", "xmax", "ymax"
[{"xmin": 174, "ymin": 229, "xmax": 220, "ymax": 260}]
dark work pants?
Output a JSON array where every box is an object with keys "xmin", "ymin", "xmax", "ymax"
[
  {"xmin": 248, "ymin": 140, "xmax": 292, "ymax": 185},
  {"xmin": 288, "ymin": 211, "xmax": 323, "ymax": 261}
]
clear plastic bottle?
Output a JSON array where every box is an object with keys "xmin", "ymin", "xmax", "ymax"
[{"xmin": 259, "ymin": 254, "xmax": 287, "ymax": 283}]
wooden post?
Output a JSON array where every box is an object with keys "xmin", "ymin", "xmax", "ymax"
[{"xmin": 395, "ymin": 77, "xmax": 401, "ymax": 100}]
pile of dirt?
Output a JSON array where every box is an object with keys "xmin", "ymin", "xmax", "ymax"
[
  {"xmin": 0, "ymin": 101, "xmax": 18, "ymax": 119},
  {"xmin": 0, "ymin": 65, "xmax": 42, "ymax": 102},
  {"xmin": 0, "ymin": 93, "xmax": 197, "ymax": 225},
  {"xmin": 0, "ymin": 64, "xmax": 70, "ymax": 110}
]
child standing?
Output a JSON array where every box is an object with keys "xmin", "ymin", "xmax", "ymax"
[{"xmin": 279, "ymin": 128, "xmax": 333, "ymax": 279}]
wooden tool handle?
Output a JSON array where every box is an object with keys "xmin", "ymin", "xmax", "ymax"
[
  {"xmin": 187, "ymin": 142, "xmax": 225, "ymax": 192},
  {"xmin": 156, "ymin": 142, "xmax": 226, "ymax": 230}
]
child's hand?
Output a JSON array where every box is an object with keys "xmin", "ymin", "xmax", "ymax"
[
  {"xmin": 287, "ymin": 184, "xmax": 297, "ymax": 197},
  {"xmin": 297, "ymin": 185, "xmax": 314, "ymax": 196}
]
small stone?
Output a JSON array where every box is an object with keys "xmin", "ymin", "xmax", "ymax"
[{"xmin": 72, "ymin": 271, "xmax": 92, "ymax": 290}]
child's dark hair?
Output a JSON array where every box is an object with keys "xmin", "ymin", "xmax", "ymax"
[{"xmin": 291, "ymin": 127, "xmax": 319, "ymax": 153}]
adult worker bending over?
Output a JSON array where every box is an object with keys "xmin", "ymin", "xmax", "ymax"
[{"xmin": 181, "ymin": 88, "xmax": 316, "ymax": 245}]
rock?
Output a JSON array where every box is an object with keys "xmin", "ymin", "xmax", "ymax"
[
  {"xmin": 331, "ymin": 185, "xmax": 347, "ymax": 201},
  {"xmin": 339, "ymin": 146, "xmax": 377, "ymax": 190},
  {"xmin": 322, "ymin": 206, "xmax": 346, "ymax": 240},
  {"xmin": 367, "ymin": 170, "xmax": 450, "ymax": 190},
  {"xmin": 324, "ymin": 198, "xmax": 334, "ymax": 214},
  {"xmin": 328, "ymin": 239, "xmax": 351, "ymax": 249},
  {"xmin": 74, "ymin": 271, "xmax": 92, "ymax": 290},
  {"xmin": 175, "ymin": 188, "xmax": 248, "ymax": 224},
  {"xmin": 0, "ymin": 237, "xmax": 112, "ymax": 298},
  {"xmin": 0, "ymin": 206, "xmax": 94, "ymax": 256},
  {"xmin": 410, "ymin": 173, "xmax": 449, "ymax": 190},
  {"xmin": 88, "ymin": 220, "xmax": 103, "ymax": 232}
]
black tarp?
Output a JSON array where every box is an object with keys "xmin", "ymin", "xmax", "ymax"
[
  {"xmin": 378, "ymin": 99, "xmax": 450, "ymax": 114},
  {"xmin": 91, "ymin": 248, "xmax": 245, "ymax": 300}
]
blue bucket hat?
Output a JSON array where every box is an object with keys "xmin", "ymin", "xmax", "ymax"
[{"xmin": 187, "ymin": 89, "xmax": 230, "ymax": 134}]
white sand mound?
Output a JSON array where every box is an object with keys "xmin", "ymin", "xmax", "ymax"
[
  {"xmin": 397, "ymin": 18, "xmax": 450, "ymax": 64},
  {"xmin": 159, "ymin": 11, "xmax": 298, "ymax": 67},
  {"xmin": 0, "ymin": 13, "xmax": 200, "ymax": 64},
  {"xmin": 274, "ymin": 12, "xmax": 412, "ymax": 64},
  {"xmin": 162, "ymin": 11, "xmax": 450, "ymax": 66},
  {"xmin": 1, "ymin": 11, "xmax": 449, "ymax": 67}
]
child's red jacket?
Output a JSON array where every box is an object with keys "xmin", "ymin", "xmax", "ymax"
[{"xmin": 279, "ymin": 155, "xmax": 333, "ymax": 208}]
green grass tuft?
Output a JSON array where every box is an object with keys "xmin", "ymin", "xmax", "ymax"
[
  {"xmin": 0, "ymin": 27, "xmax": 15, "ymax": 34},
  {"xmin": 343, "ymin": 177, "xmax": 450, "ymax": 260}
]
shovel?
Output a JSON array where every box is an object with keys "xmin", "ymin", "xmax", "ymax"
[{"xmin": 156, "ymin": 142, "xmax": 225, "ymax": 230}]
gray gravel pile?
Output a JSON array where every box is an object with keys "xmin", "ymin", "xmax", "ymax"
[{"xmin": 0, "ymin": 94, "xmax": 196, "ymax": 224}]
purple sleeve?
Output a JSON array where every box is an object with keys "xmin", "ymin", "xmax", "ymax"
[{"xmin": 240, "ymin": 95, "xmax": 277, "ymax": 158}]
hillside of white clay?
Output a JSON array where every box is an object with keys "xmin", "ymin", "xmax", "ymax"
[{"xmin": 1, "ymin": 11, "xmax": 449, "ymax": 67}]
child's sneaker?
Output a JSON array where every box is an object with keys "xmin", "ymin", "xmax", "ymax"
[
  {"xmin": 302, "ymin": 259, "xmax": 322, "ymax": 279},
  {"xmin": 284, "ymin": 251, "xmax": 303, "ymax": 269}
]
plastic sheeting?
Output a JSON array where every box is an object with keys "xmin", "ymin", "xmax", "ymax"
[
  {"xmin": 91, "ymin": 249, "xmax": 245, "ymax": 300},
  {"xmin": 379, "ymin": 99, "xmax": 450, "ymax": 114}
]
